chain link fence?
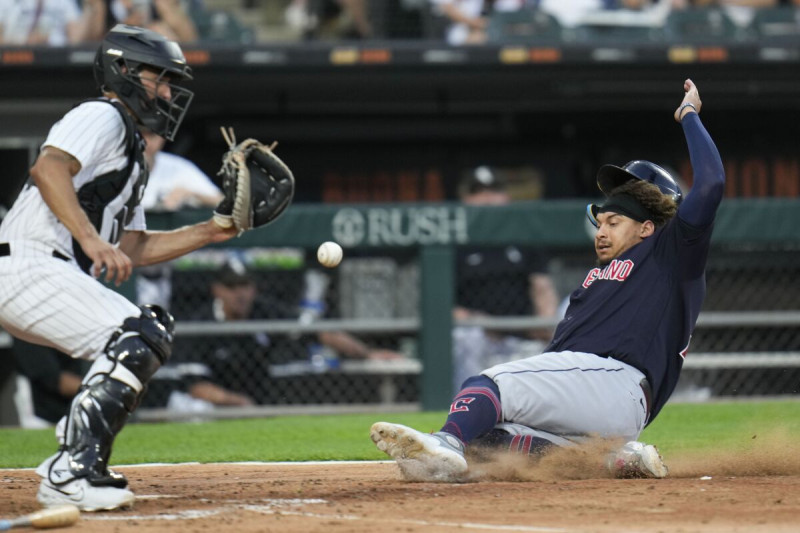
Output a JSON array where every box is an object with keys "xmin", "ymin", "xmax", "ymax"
[
  {"xmin": 683, "ymin": 247, "xmax": 800, "ymax": 398},
  {"xmin": 139, "ymin": 247, "xmax": 421, "ymax": 415},
  {"xmin": 137, "ymin": 243, "xmax": 800, "ymax": 418}
]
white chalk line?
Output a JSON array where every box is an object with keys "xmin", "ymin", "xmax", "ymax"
[
  {"xmin": 82, "ymin": 497, "xmax": 567, "ymax": 532},
  {"xmin": 82, "ymin": 499, "xmax": 327, "ymax": 522},
  {"xmin": 85, "ymin": 509, "xmax": 223, "ymax": 521}
]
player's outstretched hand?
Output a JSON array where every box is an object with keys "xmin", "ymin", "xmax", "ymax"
[
  {"xmin": 81, "ymin": 236, "xmax": 132, "ymax": 286},
  {"xmin": 205, "ymin": 218, "xmax": 240, "ymax": 244},
  {"xmin": 675, "ymin": 78, "xmax": 702, "ymax": 123}
]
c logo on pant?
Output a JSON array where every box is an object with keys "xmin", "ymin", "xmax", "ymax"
[{"xmin": 449, "ymin": 397, "xmax": 475, "ymax": 414}]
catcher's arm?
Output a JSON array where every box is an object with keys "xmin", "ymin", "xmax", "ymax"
[{"xmin": 213, "ymin": 127, "xmax": 296, "ymax": 233}]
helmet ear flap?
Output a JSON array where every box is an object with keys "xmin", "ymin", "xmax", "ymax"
[{"xmin": 586, "ymin": 204, "xmax": 599, "ymax": 228}]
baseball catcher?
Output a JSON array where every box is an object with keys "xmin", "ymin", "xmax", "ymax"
[
  {"xmin": 213, "ymin": 127, "xmax": 295, "ymax": 234},
  {"xmin": 0, "ymin": 24, "xmax": 295, "ymax": 513}
]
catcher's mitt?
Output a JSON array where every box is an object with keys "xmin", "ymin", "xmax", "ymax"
[{"xmin": 213, "ymin": 127, "xmax": 295, "ymax": 233}]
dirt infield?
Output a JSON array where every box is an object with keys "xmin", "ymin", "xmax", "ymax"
[{"xmin": 2, "ymin": 454, "xmax": 799, "ymax": 533}]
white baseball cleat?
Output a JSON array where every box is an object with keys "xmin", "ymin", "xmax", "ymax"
[
  {"xmin": 370, "ymin": 422, "xmax": 468, "ymax": 482},
  {"xmin": 37, "ymin": 477, "xmax": 135, "ymax": 512},
  {"xmin": 608, "ymin": 441, "xmax": 669, "ymax": 479},
  {"xmin": 36, "ymin": 452, "xmax": 135, "ymax": 512}
]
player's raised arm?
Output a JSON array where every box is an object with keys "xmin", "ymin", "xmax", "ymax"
[{"xmin": 673, "ymin": 79, "xmax": 725, "ymax": 228}]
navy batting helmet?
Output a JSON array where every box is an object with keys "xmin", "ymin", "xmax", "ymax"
[
  {"xmin": 596, "ymin": 160, "xmax": 683, "ymax": 205},
  {"xmin": 94, "ymin": 24, "xmax": 194, "ymax": 141},
  {"xmin": 587, "ymin": 160, "xmax": 682, "ymax": 228}
]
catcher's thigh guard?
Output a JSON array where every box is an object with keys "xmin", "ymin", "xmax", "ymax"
[{"xmin": 56, "ymin": 306, "xmax": 174, "ymax": 487}]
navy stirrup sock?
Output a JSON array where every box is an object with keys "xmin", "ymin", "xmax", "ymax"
[
  {"xmin": 440, "ymin": 375, "xmax": 502, "ymax": 444},
  {"xmin": 476, "ymin": 429, "xmax": 556, "ymax": 457}
]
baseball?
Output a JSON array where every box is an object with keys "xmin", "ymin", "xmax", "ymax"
[{"xmin": 317, "ymin": 241, "xmax": 343, "ymax": 268}]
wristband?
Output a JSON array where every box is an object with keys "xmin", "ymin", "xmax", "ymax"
[{"xmin": 678, "ymin": 102, "xmax": 697, "ymax": 120}]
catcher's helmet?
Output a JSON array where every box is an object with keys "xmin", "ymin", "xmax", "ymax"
[
  {"xmin": 94, "ymin": 24, "xmax": 194, "ymax": 141},
  {"xmin": 596, "ymin": 160, "xmax": 683, "ymax": 205}
]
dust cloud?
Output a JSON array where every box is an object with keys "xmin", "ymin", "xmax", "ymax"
[{"xmin": 465, "ymin": 431, "xmax": 800, "ymax": 482}]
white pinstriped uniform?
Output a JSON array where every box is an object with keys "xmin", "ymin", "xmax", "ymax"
[{"xmin": 0, "ymin": 99, "xmax": 145, "ymax": 361}]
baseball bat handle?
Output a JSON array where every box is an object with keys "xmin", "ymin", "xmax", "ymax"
[
  {"xmin": 0, "ymin": 517, "xmax": 30, "ymax": 530},
  {"xmin": 0, "ymin": 505, "xmax": 80, "ymax": 529}
]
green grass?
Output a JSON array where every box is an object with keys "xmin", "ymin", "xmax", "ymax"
[
  {"xmin": 636, "ymin": 400, "xmax": 800, "ymax": 455},
  {"xmin": 0, "ymin": 400, "xmax": 797, "ymax": 469}
]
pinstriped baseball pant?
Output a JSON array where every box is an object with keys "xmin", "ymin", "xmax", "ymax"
[{"xmin": 0, "ymin": 244, "xmax": 141, "ymax": 361}]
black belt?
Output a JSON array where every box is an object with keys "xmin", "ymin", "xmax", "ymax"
[
  {"xmin": 0, "ymin": 242, "xmax": 70, "ymax": 262},
  {"xmin": 640, "ymin": 377, "xmax": 653, "ymax": 422}
]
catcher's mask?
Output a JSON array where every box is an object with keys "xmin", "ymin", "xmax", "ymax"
[
  {"xmin": 94, "ymin": 24, "xmax": 194, "ymax": 141},
  {"xmin": 587, "ymin": 160, "xmax": 682, "ymax": 228}
]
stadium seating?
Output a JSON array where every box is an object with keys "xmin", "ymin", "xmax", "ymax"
[
  {"xmin": 665, "ymin": 7, "xmax": 748, "ymax": 44},
  {"xmin": 192, "ymin": 9, "xmax": 255, "ymax": 44},
  {"xmin": 486, "ymin": 10, "xmax": 563, "ymax": 44},
  {"xmin": 751, "ymin": 6, "xmax": 800, "ymax": 45},
  {"xmin": 574, "ymin": 23, "xmax": 664, "ymax": 45}
]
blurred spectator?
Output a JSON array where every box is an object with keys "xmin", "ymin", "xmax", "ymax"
[
  {"xmin": 538, "ymin": 0, "xmax": 604, "ymax": 28},
  {"xmin": 0, "ymin": 0, "xmax": 106, "ymax": 46},
  {"xmin": 603, "ymin": 0, "xmax": 658, "ymax": 8},
  {"xmin": 677, "ymin": 0, "xmax": 778, "ymax": 28},
  {"xmin": 150, "ymin": 259, "xmax": 280, "ymax": 408},
  {"xmin": 299, "ymin": 267, "xmax": 406, "ymax": 361},
  {"xmin": 157, "ymin": 258, "xmax": 405, "ymax": 407},
  {"xmin": 671, "ymin": 0, "xmax": 776, "ymax": 5},
  {"xmin": 574, "ymin": 0, "xmax": 670, "ymax": 41},
  {"xmin": 108, "ymin": 0, "xmax": 199, "ymax": 42},
  {"xmin": 12, "ymin": 339, "xmax": 89, "ymax": 426},
  {"xmin": 429, "ymin": 0, "xmax": 527, "ymax": 45},
  {"xmin": 140, "ymin": 129, "xmax": 223, "ymax": 212},
  {"xmin": 286, "ymin": 0, "xmax": 373, "ymax": 39},
  {"xmin": 452, "ymin": 166, "xmax": 559, "ymax": 393}
]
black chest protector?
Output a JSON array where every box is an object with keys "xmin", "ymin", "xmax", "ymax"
[{"xmin": 72, "ymin": 99, "xmax": 149, "ymax": 274}]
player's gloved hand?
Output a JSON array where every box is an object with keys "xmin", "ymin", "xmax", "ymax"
[
  {"xmin": 675, "ymin": 78, "xmax": 702, "ymax": 123},
  {"xmin": 213, "ymin": 127, "xmax": 295, "ymax": 234}
]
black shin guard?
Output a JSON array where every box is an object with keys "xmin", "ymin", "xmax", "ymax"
[
  {"xmin": 63, "ymin": 306, "xmax": 173, "ymax": 487},
  {"xmin": 64, "ymin": 379, "xmax": 139, "ymax": 487}
]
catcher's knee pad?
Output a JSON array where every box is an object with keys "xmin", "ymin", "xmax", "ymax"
[
  {"xmin": 59, "ymin": 305, "xmax": 174, "ymax": 487},
  {"xmin": 109, "ymin": 304, "xmax": 175, "ymax": 383}
]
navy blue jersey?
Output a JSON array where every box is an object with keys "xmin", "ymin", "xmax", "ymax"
[{"xmin": 545, "ymin": 113, "xmax": 724, "ymax": 421}]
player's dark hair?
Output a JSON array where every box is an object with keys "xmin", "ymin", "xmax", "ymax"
[{"xmin": 610, "ymin": 180, "xmax": 678, "ymax": 227}]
